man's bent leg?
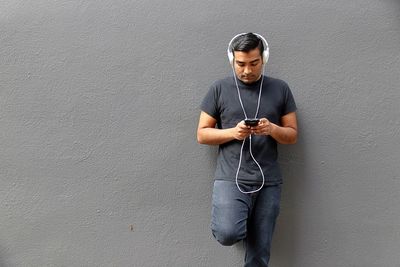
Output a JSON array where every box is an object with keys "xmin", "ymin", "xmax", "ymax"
[
  {"xmin": 244, "ymin": 185, "xmax": 282, "ymax": 267},
  {"xmin": 211, "ymin": 180, "xmax": 252, "ymax": 246}
]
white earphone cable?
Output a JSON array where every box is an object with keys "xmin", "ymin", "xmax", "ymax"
[{"xmin": 231, "ymin": 65, "xmax": 266, "ymax": 194}]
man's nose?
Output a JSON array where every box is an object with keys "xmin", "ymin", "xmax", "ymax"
[{"xmin": 243, "ymin": 65, "xmax": 252, "ymax": 74}]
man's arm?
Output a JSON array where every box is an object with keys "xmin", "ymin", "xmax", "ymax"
[
  {"xmin": 197, "ymin": 111, "xmax": 251, "ymax": 145},
  {"xmin": 252, "ymin": 112, "xmax": 298, "ymax": 144}
]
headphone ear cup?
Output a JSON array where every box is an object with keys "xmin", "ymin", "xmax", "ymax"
[
  {"xmin": 263, "ymin": 48, "xmax": 269, "ymax": 65},
  {"xmin": 227, "ymin": 50, "xmax": 234, "ymax": 66}
]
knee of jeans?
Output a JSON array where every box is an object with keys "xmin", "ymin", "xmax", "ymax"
[{"xmin": 212, "ymin": 225, "xmax": 244, "ymax": 246}]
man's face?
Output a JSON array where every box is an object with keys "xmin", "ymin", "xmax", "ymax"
[{"xmin": 233, "ymin": 48, "xmax": 263, "ymax": 84}]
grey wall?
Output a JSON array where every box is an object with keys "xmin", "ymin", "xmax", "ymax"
[{"xmin": 1, "ymin": 0, "xmax": 399, "ymax": 266}]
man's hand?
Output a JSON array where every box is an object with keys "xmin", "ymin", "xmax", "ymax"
[
  {"xmin": 251, "ymin": 118, "xmax": 275, "ymax": 136},
  {"xmin": 197, "ymin": 112, "xmax": 252, "ymax": 145},
  {"xmin": 232, "ymin": 120, "xmax": 252, "ymax": 140},
  {"xmin": 250, "ymin": 114, "xmax": 298, "ymax": 144}
]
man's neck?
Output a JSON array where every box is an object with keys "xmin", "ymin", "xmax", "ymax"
[{"xmin": 238, "ymin": 74, "xmax": 263, "ymax": 85}]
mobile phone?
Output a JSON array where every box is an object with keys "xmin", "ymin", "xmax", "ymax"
[{"xmin": 244, "ymin": 118, "xmax": 260, "ymax": 127}]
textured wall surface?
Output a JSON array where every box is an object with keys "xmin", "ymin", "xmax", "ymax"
[{"xmin": 1, "ymin": 0, "xmax": 399, "ymax": 266}]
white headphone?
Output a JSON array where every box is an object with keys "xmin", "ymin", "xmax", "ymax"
[{"xmin": 227, "ymin": 32, "xmax": 270, "ymax": 66}]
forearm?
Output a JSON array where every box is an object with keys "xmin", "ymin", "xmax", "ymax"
[
  {"xmin": 197, "ymin": 127, "xmax": 235, "ymax": 145},
  {"xmin": 270, "ymin": 123, "xmax": 298, "ymax": 144}
]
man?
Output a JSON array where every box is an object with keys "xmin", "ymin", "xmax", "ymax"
[{"xmin": 197, "ymin": 33, "xmax": 298, "ymax": 266}]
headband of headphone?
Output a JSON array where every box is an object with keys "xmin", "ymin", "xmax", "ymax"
[{"xmin": 227, "ymin": 32, "xmax": 269, "ymax": 66}]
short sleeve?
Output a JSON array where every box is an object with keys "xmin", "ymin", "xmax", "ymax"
[
  {"xmin": 282, "ymin": 83, "xmax": 297, "ymax": 115},
  {"xmin": 200, "ymin": 83, "xmax": 220, "ymax": 120}
]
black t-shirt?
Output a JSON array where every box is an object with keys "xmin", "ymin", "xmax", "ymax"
[{"xmin": 200, "ymin": 75, "xmax": 297, "ymax": 185}]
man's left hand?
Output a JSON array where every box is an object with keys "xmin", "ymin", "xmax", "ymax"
[{"xmin": 250, "ymin": 118, "xmax": 275, "ymax": 136}]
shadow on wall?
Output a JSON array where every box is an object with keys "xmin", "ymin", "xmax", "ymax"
[{"xmin": 0, "ymin": 243, "xmax": 9, "ymax": 267}]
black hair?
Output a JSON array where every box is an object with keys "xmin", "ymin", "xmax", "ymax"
[{"xmin": 230, "ymin": 33, "xmax": 264, "ymax": 56}]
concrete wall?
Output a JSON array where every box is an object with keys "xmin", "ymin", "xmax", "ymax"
[{"xmin": 1, "ymin": 0, "xmax": 399, "ymax": 266}]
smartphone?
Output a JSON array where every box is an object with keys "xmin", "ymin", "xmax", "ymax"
[{"xmin": 244, "ymin": 118, "xmax": 260, "ymax": 127}]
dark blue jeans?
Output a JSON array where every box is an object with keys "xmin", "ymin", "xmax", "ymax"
[{"xmin": 211, "ymin": 180, "xmax": 281, "ymax": 267}]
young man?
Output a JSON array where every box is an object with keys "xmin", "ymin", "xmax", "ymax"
[{"xmin": 197, "ymin": 33, "xmax": 298, "ymax": 266}]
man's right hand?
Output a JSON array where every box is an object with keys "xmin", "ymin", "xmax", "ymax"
[
  {"xmin": 198, "ymin": 112, "xmax": 252, "ymax": 145},
  {"xmin": 232, "ymin": 121, "xmax": 252, "ymax": 140}
]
